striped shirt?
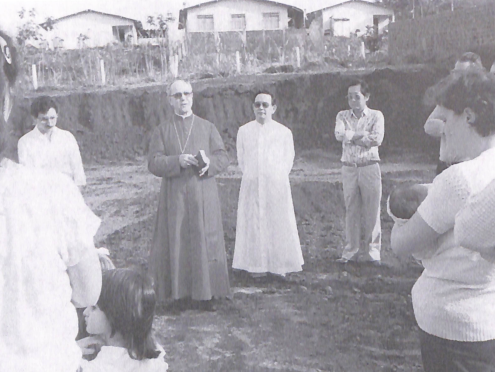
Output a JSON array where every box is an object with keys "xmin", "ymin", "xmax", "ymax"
[{"xmin": 334, "ymin": 107, "xmax": 385, "ymax": 164}]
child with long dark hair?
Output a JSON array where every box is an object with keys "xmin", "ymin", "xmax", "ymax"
[{"xmin": 78, "ymin": 269, "xmax": 168, "ymax": 371}]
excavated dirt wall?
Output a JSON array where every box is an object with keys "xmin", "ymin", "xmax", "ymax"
[{"xmin": 10, "ymin": 66, "xmax": 447, "ymax": 163}]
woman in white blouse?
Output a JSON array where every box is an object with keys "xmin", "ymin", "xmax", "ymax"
[{"xmin": 391, "ymin": 69, "xmax": 495, "ymax": 372}]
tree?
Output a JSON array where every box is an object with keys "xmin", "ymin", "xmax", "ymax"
[
  {"xmin": 16, "ymin": 7, "xmax": 46, "ymax": 46},
  {"xmin": 41, "ymin": 17, "xmax": 55, "ymax": 31},
  {"xmin": 147, "ymin": 12, "xmax": 175, "ymax": 39}
]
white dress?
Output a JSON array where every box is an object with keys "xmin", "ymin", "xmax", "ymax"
[
  {"xmin": 80, "ymin": 345, "xmax": 168, "ymax": 372},
  {"xmin": 0, "ymin": 160, "xmax": 100, "ymax": 372},
  {"xmin": 233, "ymin": 120, "xmax": 303, "ymax": 275}
]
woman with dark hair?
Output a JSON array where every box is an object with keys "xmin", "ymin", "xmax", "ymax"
[
  {"xmin": 79, "ymin": 269, "xmax": 168, "ymax": 371},
  {"xmin": 391, "ymin": 68, "xmax": 495, "ymax": 371},
  {"xmin": 0, "ymin": 31, "xmax": 102, "ymax": 372}
]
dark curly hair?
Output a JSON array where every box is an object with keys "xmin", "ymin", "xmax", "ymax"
[
  {"xmin": 30, "ymin": 96, "xmax": 58, "ymax": 118},
  {"xmin": 425, "ymin": 68, "xmax": 495, "ymax": 137}
]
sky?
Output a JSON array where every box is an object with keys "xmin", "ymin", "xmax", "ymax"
[{"xmin": 0, "ymin": 0, "xmax": 345, "ymax": 37}]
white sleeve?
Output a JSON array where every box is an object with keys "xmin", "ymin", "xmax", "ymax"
[
  {"xmin": 68, "ymin": 134, "xmax": 86, "ymax": 186},
  {"xmin": 236, "ymin": 127, "xmax": 244, "ymax": 173},
  {"xmin": 455, "ymin": 178, "xmax": 495, "ymax": 251},
  {"xmin": 335, "ymin": 112, "xmax": 354, "ymax": 143},
  {"xmin": 283, "ymin": 129, "xmax": 295, "ymax": 174},
  {"xmin": 417, "ymin": 166, "xmax": 470, "ymax": 234},
  {"xmin": 17, "ymin": 137, "xmax": 32, "ymax": 166}
]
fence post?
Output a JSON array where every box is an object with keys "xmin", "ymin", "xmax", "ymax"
[
  {"xmin": 348, "ymin": 45, "xmax": 351, "ymax": 56},
  {"xmin": 360, "ymin": 41, "xmax": 366, "ymax": 59},
  {"xmin": 170, "ymin": 54, "xmax": 179, "ymax": 78},
  {"xmin": 100, "ymin": 59, "xmax": 106, "ymax": 85},
  {"xmin": 296, "ymin": 47, "xmax": 300, "ymax": 68},
  {"xmin": 32, "ymin": 64, "xmax": 38, "ymax": 90},
  {"xmin": 236, "ymin": 51, "xmax": 241, "ymax": 73}
]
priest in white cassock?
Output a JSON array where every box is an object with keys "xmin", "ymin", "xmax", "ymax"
[{"xmin": 233, "ymin": 92, "xmax": 303, "ymax": 277}]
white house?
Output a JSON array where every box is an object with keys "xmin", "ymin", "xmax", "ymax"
[
  {"xmin": 179, "ymin": 0, "xmax": 304, "ymax": 33},
  {"xmin": 309, "ymin": 0, "xmax": 394, "ymax": 37},
  {"xmin": 42, "ymin": 10, "xmax": 139, "ymax": 49}
]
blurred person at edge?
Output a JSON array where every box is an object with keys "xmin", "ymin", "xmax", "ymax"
[
  {"xmin": 18, "ymin": 95, "xmax": 86, "ymax": 186},
  {"xmin": 424, "ymin": 52, "xmax": 485, "ymax": 175},
  {"xmin": 0, "ymin": 30, "xmax": 102, "ymax": 372},
  {"xmin": 391, "ymin": 69, "xmax": 495, "ymax": 372},
  {"xmin": 334, "ymin": 78, "xmax": 384, "ymax": 265},
  {"xmin": 147, "ymin": 79, "xmax": 230, "ymax": 312}
]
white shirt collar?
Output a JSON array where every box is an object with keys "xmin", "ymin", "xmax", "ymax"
[
  {"xmin": 351, "ymin": 107, "xmax": 370, "ymax": 118},
  {"xmin": 34, "ymin": 125, "xmax": 58, "ymax": 139},
  {"xmin": 256, "ymin": 119, "xmax": 273, "ymax": 126}
]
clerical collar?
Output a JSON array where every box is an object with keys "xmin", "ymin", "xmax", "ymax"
[
  {"xmin": 256, "ymin": 119, "xmax": 273, "ymax": 126},
  {"xmin": 175, "ymin": 112, "xmax": 193, "ymax": 119}
]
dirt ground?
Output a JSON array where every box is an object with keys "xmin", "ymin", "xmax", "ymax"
[{"xmin": 82, "ymin": 150, "xmax": 436, "ymax": 372}]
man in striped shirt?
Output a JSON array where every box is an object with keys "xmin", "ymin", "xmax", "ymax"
[{"xmin": 334, "ymin": 78, "xmax": 384, "ymax": 265}]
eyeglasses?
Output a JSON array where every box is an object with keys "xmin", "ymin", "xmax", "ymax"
[
  {"xmin": 253, "ymin": 102, "xmax": 270, "ymax": 108},
  {"xmin": 171, "ymin": 91, "xmax": 192, "ymax": 99}
]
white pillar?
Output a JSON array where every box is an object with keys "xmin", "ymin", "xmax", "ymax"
[
  {"xmin": 236, "ymin": 51, "xmax": 241, "ymax": 73},
  {"xmin": 361, "ymin": 41, "xmax": 366, "ymax": 59},
  {"xmin": 100, "ymin": 59, "xmax": 106, "ymax": 85},
  {"xmin": 296, "ymin": 47, "xmax": 300, "ymax": 68},
  {"xmin": 32, "ymin": 64, "xmax": 38, "ymax": 90}
]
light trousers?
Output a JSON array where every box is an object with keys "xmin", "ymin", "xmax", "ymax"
[{"xmin": 341, "ymin": 163, "xmax": 382, "ymax": 261}]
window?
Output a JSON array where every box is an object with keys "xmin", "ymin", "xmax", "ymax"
[
  {"xmin": 332, "ymin": 18, "xmax": 350, "ymax": 37},
  {"xmin": 112, "ymin": 25, "xmax": 133, "ymax": 42},
  {"xmin": 263, "ymin": 12, "xmax": 279, "ymax": 30},
  {"xmin": 197, "ymin": 14, "xmax": 214, "ymax": 31},
  {"xmin": 231, "ymin": 14, "xmax": 246, "ymax": 30}
]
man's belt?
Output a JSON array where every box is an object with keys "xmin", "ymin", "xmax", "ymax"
[{"xmin": 342, "ymin": 160, "xmax": 379, "ymax": 168}]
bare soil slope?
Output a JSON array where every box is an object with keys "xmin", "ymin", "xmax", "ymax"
[{"xmin": 11, "ymin": 66, "xmax": 445, "ymax": 164}]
